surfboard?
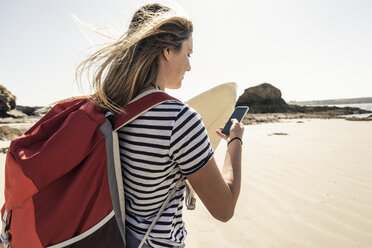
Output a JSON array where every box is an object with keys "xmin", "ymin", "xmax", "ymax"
[{"xmin": 185, "ymin": 82, "xmax": 237, "ymax": 150}]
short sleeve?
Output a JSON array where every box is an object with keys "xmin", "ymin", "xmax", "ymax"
[{"xmin": 169, "ymin": 105, "xmax": 214, "ymax": 175}]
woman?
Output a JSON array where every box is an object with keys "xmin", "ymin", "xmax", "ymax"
[{"xmin": 77, "ymin": 3, "xmax": 244, "ymax": 248}]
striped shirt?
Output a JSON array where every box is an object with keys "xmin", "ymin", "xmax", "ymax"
[{"xmin": 118, "ymin": 99, "xmax": 214, "ymax": 248}]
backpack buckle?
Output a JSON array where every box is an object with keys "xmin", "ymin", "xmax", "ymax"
[
  {"xmin": 1, "ymin": 210, "xmax": 11, "ymax": 248},
  {"xmin": 185, "ymin": 180, "xmax": 196, "ymax": 210}
]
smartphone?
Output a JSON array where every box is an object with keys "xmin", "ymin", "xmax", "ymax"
[{"xmin": 221, "ymin": 106, "xmax": 249, "ymax": 136}]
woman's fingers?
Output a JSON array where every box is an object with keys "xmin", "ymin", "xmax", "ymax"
[
  {"xmin": 215, "ymin": 129, "xmax": 228, "ymax": 140},
  {"xmin": 230, "ymin": 118, "xmax": 245, "ymax": 138},
  {"xmin": 216, "ymin": 118, "xmax": 245, "ymax": 141}
]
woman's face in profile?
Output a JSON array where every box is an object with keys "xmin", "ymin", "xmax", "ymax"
[{"xmin": 165, "ymin": 34, "xmax": 193, "ymax": 89}]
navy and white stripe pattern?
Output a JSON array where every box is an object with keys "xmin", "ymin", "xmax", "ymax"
[{"xmin": 118, "ymin": 101, "xmax": 214, "ymax": 248}]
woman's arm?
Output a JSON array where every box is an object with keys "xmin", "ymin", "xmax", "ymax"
[{"xmin": 186, "ymin": 119, "xmax": 244, "ymax": 222}]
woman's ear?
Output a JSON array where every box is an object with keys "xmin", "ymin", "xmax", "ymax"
[{"xmin": 162, "ymin": 47, "xmax": 171, "ymax": 61}]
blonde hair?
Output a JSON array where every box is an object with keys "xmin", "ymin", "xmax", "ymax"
[{"xmin": 76, "ymin": 3, "xmax": 193, "ymax": 113}]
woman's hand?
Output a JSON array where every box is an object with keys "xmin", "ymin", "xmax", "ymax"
[
  {"xmin": 188, "ymin": 119, "xmax": 244, "ymax": 222},
  {"xmin": 216, "ymin": 118, "xmax": 245, "ymax": 142}
]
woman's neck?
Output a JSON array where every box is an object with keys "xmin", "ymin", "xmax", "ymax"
[
  {"xmin": 149, "ymin": 82, "xmax": 160, "ymax": 90},
  {"xmin": 155, "ymin": 70, "xmax": 167, "ymax": 90},
  {"xmin": 137, "ymin": 82, "xmax": 161, "ymax": 96}
]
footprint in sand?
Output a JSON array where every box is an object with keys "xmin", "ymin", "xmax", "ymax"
[{"xmin": 268, "ymin": 132, "xmax": 288, "ymax": 136}]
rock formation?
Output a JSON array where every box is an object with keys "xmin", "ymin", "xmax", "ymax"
[
  {"xmin": 16, "ymin": 105, "xmax": 44, "ymax": 116},
  {"xmin": 0, "ymin": 84, "xmax": 16, "ymax": 116},
  {"xmin": 236, "ymin": 83, "xmax": 371, "ymax": 115},
  {"xmin": 236, "ymin": 83, "xmax": 288, "ymax": 113}
]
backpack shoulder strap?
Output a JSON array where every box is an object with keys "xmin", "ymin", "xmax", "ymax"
[
  {"xmin": 106, "ymin": 91, "xmax": 181, "ymax": 247},
  {"xmin": 138, "ymin": 179, "xmax": 184, "ymax": 248},
  {"xmin": 112, "ymin": 91, "xmax": 180, "ymax": 130}
]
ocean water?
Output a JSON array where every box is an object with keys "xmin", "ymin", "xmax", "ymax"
[
  {"xmin": 329, "ymin": 103, "xmax": 372, "ymax": 111},
  {"xmin": 326, "ymin": 103, "xmax": 372, "ymax": 118}
]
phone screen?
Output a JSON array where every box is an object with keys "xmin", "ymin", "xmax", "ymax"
[{"xmin": 221, "ymin": 106, "xmax": 249, "ymax": 136}]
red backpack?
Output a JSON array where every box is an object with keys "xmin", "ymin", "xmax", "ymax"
[{"xmin": 1, "ymin": 91, "xmax": 179, "ymax": 248}]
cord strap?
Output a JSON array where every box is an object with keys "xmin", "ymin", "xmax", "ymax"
[{"xmin": 227, "ymin": 137, "xmax": 243, "ymax": 146}]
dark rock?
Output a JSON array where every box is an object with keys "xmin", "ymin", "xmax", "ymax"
[
  {"xmin": 345, "ymin": 117, "xmax": 372, "ymax": 121},
  {"xmin": 0, "ymin": 85, "xmax": 16, "ymax": 116},
  {"xmin": 236, "ymin": 83, "xmax": 288, "ymax": 113},
  {"xmin": 286, "ymin": 105, "xmax": 370, "ymax": 116},
  {"xmin": 244, "ymin": 98, "xmax": 288, "ymax": 113},
  {"xmin": 16, "ymin": 105, "xmax": 44, "ymax": 116},
  {"xmin": 236, "ymin": 83, "xmax": 282, "ymax": 106},
  {"xmin": 236, "ymin": 83, "xmax": 372, "ymax": 115},
  {"xmin": 34, "ymin": 106, "xmax": 52, "ymax": 116},
  {"xmin": 0, "ymin": 147, "xmax": 8, "ymax": 153}
]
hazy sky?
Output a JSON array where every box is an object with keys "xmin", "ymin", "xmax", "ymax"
[{"xmin": 1, "ymin": 0, "xmax": 371, "ymax": 106}]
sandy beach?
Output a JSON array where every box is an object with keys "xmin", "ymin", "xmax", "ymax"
[
  {"xmin": 1, "ymin": 118, "xmax": 372, "ymax": 247},
  {"xmin": 184, "ymin": 118, "xmax": 372, "ymax": 247}
]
